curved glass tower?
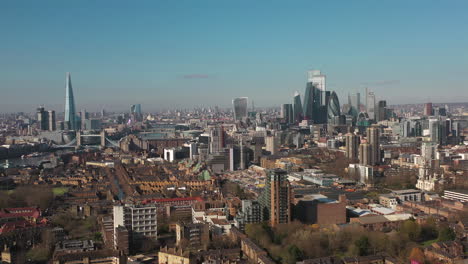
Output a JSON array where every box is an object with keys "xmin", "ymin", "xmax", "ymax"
[
  {"xmin": 327, "ymin": 91, "xmax": 341, "ymax": 124},
  {"xmin": 64, "ymin": 72, "xmax": 77, "ymax": 130}
]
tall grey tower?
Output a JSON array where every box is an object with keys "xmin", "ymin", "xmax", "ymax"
[{"xmin": 64, "ymin": 72, "xmax": 77, "ymax": 130}]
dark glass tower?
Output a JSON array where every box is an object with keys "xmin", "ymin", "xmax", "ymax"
[
  {"xmin": 327, "ymin": 91, "xmax": 341, "ymax": 124},
  {"xmin": 293, "ymin": 91, "xmax": 303, "ymax": 123},
  {"xmin": 64, "ymin": 72, "xmax": 77, "ymax": 130},
  {"xmin": 303, "ymin": 82, "xmax": 322, "ymax": 122}
]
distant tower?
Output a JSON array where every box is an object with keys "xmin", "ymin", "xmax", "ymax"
[
  {"xmin": 293, "ymin": 91, "xmax": 303, "ymax": 123},
  {"xmin": 48, "ymin": 110, "xmax": 56, "ymax": 131},
  {"xmin": 36, "ymin": 106, "xmax": 48, "ymax": 131},
  {"xmin": 367, "ymin": 125, "xmax": 380, "ymax": 165},
  {"xmin": 281, "ymin": 104, "xmax": 293, "ymax": 124},
  {"xmin": 366, "ymin": 90, "xmax": 376, "ymax": 120},
  {"xmin": 232, "ymin": 97, "xmax": 248, "ymax": 121},
  {"xmin": 345, "ymin": 133, "xmax": 359, "ymax": 160},
  {"xmin": 64, "ymin": 72, "xmax": 77, "ymax": 130},
  {"xmin": 359, "ymin": 143, "xmax": 372, "ymax": 166},
  {"xmin": 424, "ymin": 102, "xmax": 433, "ymax": 116}
]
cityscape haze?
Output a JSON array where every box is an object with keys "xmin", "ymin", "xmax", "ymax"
[{"xmin": 0, "ymin": 1, "xmax": 467, "ymax": 264}]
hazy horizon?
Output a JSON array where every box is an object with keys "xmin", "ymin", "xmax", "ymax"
[{"xmin": 1, "ymin": 0, "xmax": 467, "ymax": 112}]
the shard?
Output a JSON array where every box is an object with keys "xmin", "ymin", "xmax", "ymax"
[{"xmin": 64, "ymin": 72, "xmax": 77, "ymax": 130}]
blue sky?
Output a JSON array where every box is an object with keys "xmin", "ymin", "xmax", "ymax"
[{"xmin": 1, "ymin": 0, "xmax": 467, "ymax": 112}]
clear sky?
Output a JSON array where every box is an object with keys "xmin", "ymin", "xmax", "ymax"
[{"xmin": 1, "ymin": 0, "xmax": 467, "ymax": 112}]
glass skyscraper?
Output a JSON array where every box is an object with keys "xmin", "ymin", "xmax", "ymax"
[
  {"xmin": 232, "ymin": 97, "xmax": 248, "ymax": 121},
  {"xmin": 293, "ymin": 91, "xmax": 303, "ymax": 123},
  {"xmin": 64, "ymin": 72, "xmax": 77, "ymax": 130},
  {"xmin": 303, "ymin": 82, "xmax": 322, "ymax": 122},
  {"xmin": 327, "ymin": 91, "xmax": 341, "ymax": 124}
]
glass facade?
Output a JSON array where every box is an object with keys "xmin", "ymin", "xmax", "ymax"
[{"xmin": 64, "ymin": 72, "xmax": 77, "ymax": 130}]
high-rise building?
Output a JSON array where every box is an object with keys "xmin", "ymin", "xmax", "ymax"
[
  {"xmin": 359, "ymin": 143, "xmax": 372, "ymax": 166},
  {"xmin": 429, "ymin": 119, "xmax": 440, "ymax": 144},
  {"xmin": 48, "ymin": 110, "xmax": 56, "ymax": 131},
  {"xmin": 113, "ymin": 204, "xmax": 158, "ymax": 244},
  {"xmin": 36, "ymin": 106, "xmax": 48, "ymax": 131},
  {"xmin": 345, "ymin": 133, "xmax": 359, "ymax": 160},
  {"xmin": 350, "ymin": 92, "xmax": 361, "ymax": 112},
  {"xmin": 367, "ymin": 125, "xmax": 381, "ymax": 165},
  {"xmin": 402, "ymin": 120, "xmax": 412, "ymax": 137},
  {"xmin": 232, "ymin": 97, "xmax": 248, "ymax": 121},
  {"xmin": 209, "ymin": 125, "xmax": 225, "ymax": 154},
  {"xmin": 259, "ymin": 169, "xmax": 291, "ymax": 227},
  {"xmin": 266, "ymin": 134, "xmax": 279, "ymax": 155},
  {"xmin": 376, "ymin": 100, "xmax": 387, "ymax": 121},
  {"xmin": 303, "ymin": 82, "xmax": 322, "ymax": 122},
  {"xmin": 421, "ymin": 142, "xmax": 437, "ymax": 164},
  {"xmin": 308, "ymin": 70, "xmax": 326, "ymax": 103},
  {"xmin": 80, "ymin": 109, "xmax": 89, "ymax": 130},
  {"xmin": 366, "ymin": 90, "xmax": 376, "ymax": 120},
  {"xmin": 293, "ymin": 91, "xmax": 303, "ymax": 123},
  {"xmin": 424, "ymin": 102, "xmax": 433, "ymax": 116},
  {"xmin": 281, "ymin": 104, "xmax": 293, "ymax": 124},
  {"xmin": 327, "ymin": 91, "xmax": 341, "ymax": 125},
  {"xmin": 64, "ymin": 72, "xmax": 77, "ymax": 130}
]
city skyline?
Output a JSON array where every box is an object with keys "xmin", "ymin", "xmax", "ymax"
[{"xmin": 1, "ymin": 0, "xmax": 467, "ymax": 112}]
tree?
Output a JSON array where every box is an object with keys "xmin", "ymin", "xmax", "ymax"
[
  {"xmin": 400, "ymin": 219, "xmax": 421, "ymax": 241},
  {"xmin": 354, "ymin": 236, "xmax": 370, "ymax": 256},
  {"xmin": 420, "ymin": 217, "xmax": 438, "ymax": 241},
  {"xmin": 26, "ymin": 246, "xmax": 51, "ymax": 263},
  {"xmin": 438, "ymin": 226, "xmax": 456, "ymax": 242}
]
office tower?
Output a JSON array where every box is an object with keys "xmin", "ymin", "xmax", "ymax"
[
  {"xmin": 376, "ymin": 100, "xmax": 387, "ymax": 121},
  {"xmin": 345, "ymin": 133, "xmax": 359, "ymax": 160},
  {"xmin": 80, "ymin": 109, "xmax": 88, "ymax": 130},
  {"xmin": 287, "ymin": 104, "xmax": 294, "ymax": 124},
  {"xmin": 359, "ymin": 143, "xmax": 372, "ymax": 166},
  {"xmin": 415, "ymin": 121, "xmax": 422, "ymax": 137},
  {"xmin": 259, "ymin": 169, "xmax": 291, "ymax": 227},
  {"xmin": 281, "ymin": 104, "xmax": 293, "ymax": 124},
  {"xmin": 308, "ymin": 70, "xmax": 326, "ymax": 103},
  {"xmin": 429, "ymin": 119, "xmax": 440, "ymax": 144},
  {"xmin": 130, "ymin": 104, "xmax": 142, "ymax": 122},
  {"xmin": 48, "ymin": 110, "xmax": 56, "ymax": 131},
  {"xmin": 233, "ymin": 97, "xmax": 248, "ymax": 121},
  {"xmin": 293, "ymin": 91, "xmax": 303, "ymax": 123},
  {"xmin": 101, "ymin": 108, "xmax": 106, "ymax": 118},
  {"xmin": 209, "ymin": 125, "xmax": 225, "ymax": 153},
  {"xmin": 36, "ymin": 106, "xmax": 48, "ymax": 130},
  {"xmin": 366, "ymin": 90, "xmax": 376, "ymax": 120},
  {"xmin": 350, "ymin": 92, "xmax": 361, "ymax": 112},
  {"xmin": 84, "ymin": 119, "xmax": 102, "ymax": 130},
  {"xmin": 402, "ymin": 120, "xmax": 411, "ymax": 137},
  {"xmin": 424, "ymin": 102, "xmax": 433, "ymax": 116},
  {"xmin": 327, "ymin": 91, "xmax": 341, "ymax": 124},
  {"xmin": 266, "ymin": 134, "xmax": 279, "ymax": 155},
  {"xmin": 113, "ymin": 204, "xmax": 158, "ymax": 243},
  {"xmin": 421, "ymin": 142, "xmax": 437, "ymax": 164},
  {"xmin": 303, "ymin": 81, "xmax": 322, "ymax": 122},
  {"xmin": 367, "ymin": 125, "xmax": 380, "ymax": 165},
  {"xmin": 64, "ymin": 72, "xmax": 77, "ymax": 130}
]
